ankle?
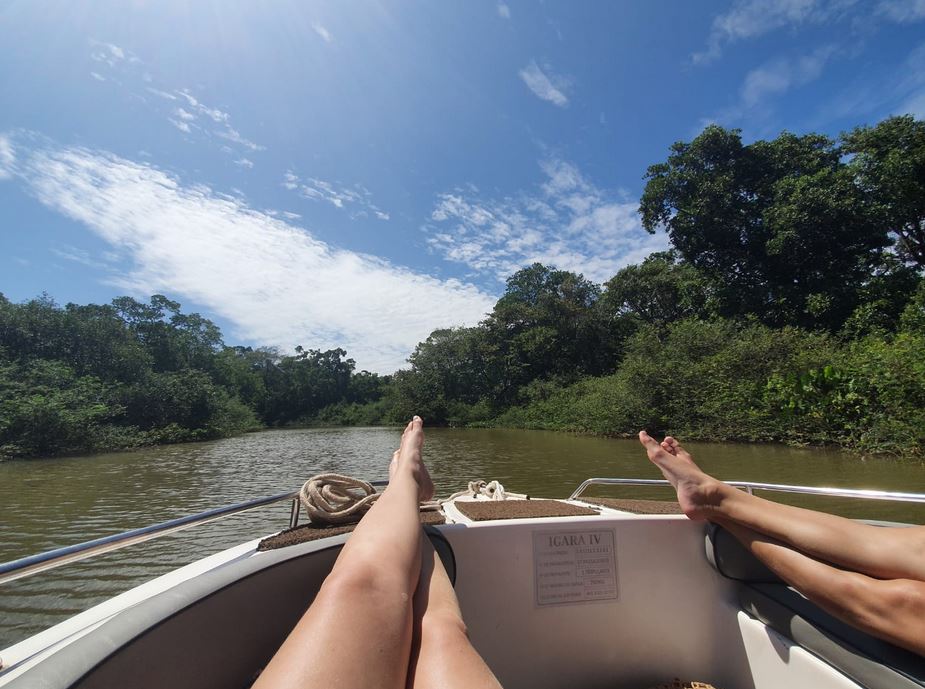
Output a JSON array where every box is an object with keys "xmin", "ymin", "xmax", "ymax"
[{"xmin": 701, "ymin": 477, "xmax": 732, "ymax": 513}]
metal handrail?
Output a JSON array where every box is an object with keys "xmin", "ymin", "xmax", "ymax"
[
  {"xmin": 0, "ymin": 480, "xmax": 388, "ymax": 586},
  {"xmin": 7, "ymin": 476, "xmax": 921, "ymax": 587},
  {"xmin": 568, "ymin": 477, "xmax": 925, "ymax": 503}
]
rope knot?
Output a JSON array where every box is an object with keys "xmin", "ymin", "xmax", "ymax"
[{"xmin": 467, "ymin": 479, "xmax": 507, "ymax": 501}]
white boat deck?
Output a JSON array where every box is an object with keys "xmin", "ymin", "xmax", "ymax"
[{"xmin": 0, "ymin": 491, "xmax": 911, "ymax": 689}]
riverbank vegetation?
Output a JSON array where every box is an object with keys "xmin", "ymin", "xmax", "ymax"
[{"xmin": 2, "ymin": 115, "xmax": 923, "ymax": 459}]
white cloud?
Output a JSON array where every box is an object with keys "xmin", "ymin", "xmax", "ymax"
[
  {"xmin": 693, "ymin": 0, "xmax": 846, "ymax": 64},
  {"xmin": 90, "ymin": 72, "xmax": 106, "ymax": 82},
  {"xmin": 809, "ymin": 41, "xmax": 925, "ymax": 123},
  {"xmin": 283, "ymin": 171, "xmax": 390, "ymax": 220},
  {"xmin": 234, "ymin": 157, "xmax": 254, "ymax": 169},
  {"xmin": 518, "ymin": 61, "xmax": 569, "ymax": 107},
  {"xmin": 0, "ymin": 134, "xmax": 14, "ymax": 179},
  {"xmin": 89, "ymin": 41, "xmax": 134, "ymax": 67},
  {"xmin": 741, "ymin": 47, "xmax": 834, "ymax": 108},
  {"xmin": 312, "ymin": 22, "xmax": 333, "ymax": 42},
  {"xmin": 91, "ymin": 43, "xmax": 262, "ymax": 154},
  {"xmin": 215, "ymin": 126, "xmax": 264, "ymax": 152},
  {"xmin": 877, "ymin": 0, "xmax": 925, "ymax": 21},
  {"xmin": 169, "ymin": 118, "xmax": 192, "ymax": 133},
  {"xmin": 176, "ymin": 90, "xmax": 230, "ymax": 124},
  {"xmin": 51, "ymin": 244, "xmax": 110, "ymax": 270},
  {"xmin": 2, "ymin": 136, "xmax": 494, "ymax": 373},
  {"xmin": 892, "ymin": 42, "xmax": 925, "ymax": 117},
  {"xmin": 426, "ymin": 158, "xmax": 669, "ymax": 284},
  {"xmin": 146, "ymin": 87, "xmax": 177, "ymax": 101},
  {"xmin": 704, "ymin": 46, "xmax": 836, "ymax": 127},
  {"xmin": 497, "ymin": 3, "xmax": 511, "ymax": 18}
]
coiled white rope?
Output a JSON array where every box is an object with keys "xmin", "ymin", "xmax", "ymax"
[
  {"xmin": 445, "ymin": 479, "xmax": 525, "ymax": 502},
  {"xmin": 299, "ymin": 474, "xmax": 525, "ymax": 525},
  {"xmin": 299, "ymin": 474, "xmax": 381, "ymax": 525}
]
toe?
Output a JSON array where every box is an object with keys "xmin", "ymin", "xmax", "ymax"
[
  {"xmin": 639, "ymin": 430, "xmax": 663, "ymax": 454},
  {"xmin": 664, "ymin": 436, "xmax": 693, "ymax": 460}
]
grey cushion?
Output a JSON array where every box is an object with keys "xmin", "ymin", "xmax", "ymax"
[
  {"xmin": 704, "ymin": 523, "xmax": 782, "ymax": 583},
  {"xmin": 706, "ymin": 523, "xmax": 925, "ymax": 689},
  {"xmin": 740, "ymin": 583, "xmax": 925, "ymax": 689}
]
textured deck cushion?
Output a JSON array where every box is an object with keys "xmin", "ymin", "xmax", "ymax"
[
  {"xmin": 453, "ymin": 499, "xmax": 598, "ymax": 520},
  {"xmin": 739, "ymin": 583, "xmax": 925, "ymax": 689}
]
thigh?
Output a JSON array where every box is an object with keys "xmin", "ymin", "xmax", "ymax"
[{"xmin": 254, "ymin": 571, "xmax": 414, "ymax": 689}]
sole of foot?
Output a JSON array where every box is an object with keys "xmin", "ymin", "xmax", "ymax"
[{"xmin": 638, "ymin": 430, "xmax": 722, "ymax": 520}]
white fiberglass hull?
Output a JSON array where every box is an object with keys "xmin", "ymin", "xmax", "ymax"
[{"xmin": 0, "ymin": 498, "xmax": 907, "ymax": 689}]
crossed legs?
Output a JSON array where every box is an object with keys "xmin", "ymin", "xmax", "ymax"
[
  {"xmin": 639, "ymin": 431, "xmax": 925, "ymax": 656},
  {"xmin": 254, "ymin": 417, "xmax": 500, "ymax": 689}
]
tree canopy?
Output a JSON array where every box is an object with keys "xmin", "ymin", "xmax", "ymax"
[
  {"xmin": 639, "ymin": 125, "xmax": 894, "ymax": 330},
  {"xmin": 3, "ymin": 114, "xmax": 923, "ymax": 459}
]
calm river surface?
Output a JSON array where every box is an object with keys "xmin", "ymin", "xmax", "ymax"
[{"xmin": 2, "ymin": 427, "xmax": 924, "ymax": 648}]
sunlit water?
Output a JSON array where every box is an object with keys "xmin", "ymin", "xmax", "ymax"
[{"xmin": 1, "ymin": 427, "xmax": 924, "ymax": 648}]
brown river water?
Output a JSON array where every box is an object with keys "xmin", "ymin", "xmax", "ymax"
[{"xmin": 1, "ymin": 427, "xmax": 924, "ymax": 649}]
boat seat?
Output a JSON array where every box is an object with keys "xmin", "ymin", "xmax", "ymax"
[{"xmin": 705, "ymin": 524, "xmax": 925, "ymax": 689}]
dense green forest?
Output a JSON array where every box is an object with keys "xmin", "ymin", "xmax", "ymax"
[{"xmin": 2, "ymin": 115, "xmax": 924, "ymax": 459}]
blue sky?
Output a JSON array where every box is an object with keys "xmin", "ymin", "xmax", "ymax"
[{"xmin": 2, "ymin": 1, "xmax": 924, "ymax": 372}]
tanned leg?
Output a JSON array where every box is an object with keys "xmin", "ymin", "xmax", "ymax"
[
  {"xmin": 638, "ymin": 430, "xmax": 925, "ymax": 655},
  {"xmin": 406, "ymin": 539, "xmax": 503, "ymax": 689},
  {"xmin": 639, "ymin": 431, "xmax": 925, "ymax": 581},
  {"xmin": 253, "ymin": 417, "xmax": 434, "ymax": 689},
  {"xmin": 721, "ymin": 521, "xmax": 925, "ymax": 656}
]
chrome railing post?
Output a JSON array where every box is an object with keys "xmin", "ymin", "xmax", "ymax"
[
  {"xmin": 568, "ymin": 477, "xmax": 925, "ymax": 504},
  {"xmin": 289, "ymin": 498, "xmax": 301, "ymax": 529}
]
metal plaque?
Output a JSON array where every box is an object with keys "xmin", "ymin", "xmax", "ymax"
[{"xmin": 533, "ymin": 529, "xmax": 618, "ymax": 607}]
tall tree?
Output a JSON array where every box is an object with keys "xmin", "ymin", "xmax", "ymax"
[
  {"xmin": 602, "ymin": 251, "xmax": 715, "ymax": 329},
  {"xmin": 486, "ymin": 264, "xmax": 611, "ymax": 396},
  {"xmin": 639, "ymin": 125, "xmax": 890, "ymax": 330},
  {"xmin": 842, "ymin": 115, "xmax": 925, "ymax": 269}
]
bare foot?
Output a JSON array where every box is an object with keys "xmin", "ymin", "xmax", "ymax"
[
  {"xmin": 638, "ymin": 431, "xmax": 724, "ymax": 520},
  {"xmin": 392, "ymin": 416, "xmax": 434, "ymax": 502}
]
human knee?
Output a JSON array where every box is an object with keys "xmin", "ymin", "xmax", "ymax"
[
  {"xmin": 877, "ymin": 579, "xmax": 925, "ymax": 616},
  {"xmin": 325, "ymin": 560, "xmax": 412, "ymax": 603},
  {"xmin": 421, "ymin": 608, "xmax": 469, "ymax": 642},
  {"xmin": 829, "ymin": 572, "xmax": 921, "ymax": 626}
]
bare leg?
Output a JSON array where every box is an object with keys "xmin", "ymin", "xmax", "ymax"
[
  {"xmin": 254, "ymin": 417, "xmax": 434, "ymax": 689},
  {"xmin": 721, "ymin": 521, "xmax": 925, "ymax": 656},
  {"xmin": 406, "ymin": 539, "xmax": 503, "ymax": 689},
  {"xmin": 639, "ymin": 431, "xmax": 925, "ymax": 581}
]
